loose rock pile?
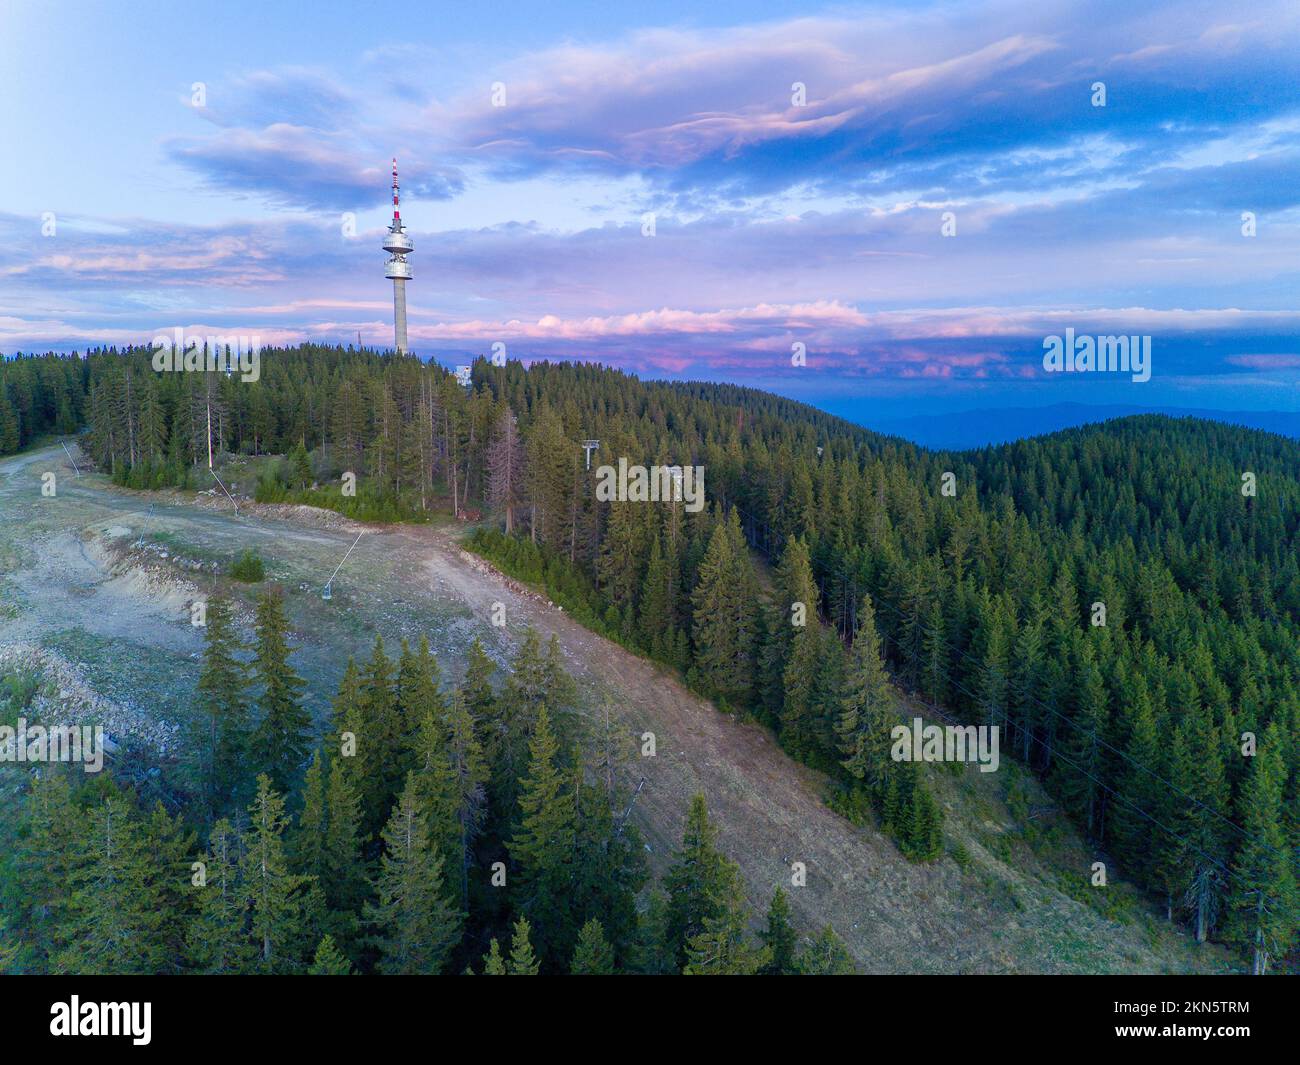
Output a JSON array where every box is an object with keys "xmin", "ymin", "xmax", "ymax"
[{"xmin": 0, "ymin": 643, "xmax": 178, "ymax": 756}]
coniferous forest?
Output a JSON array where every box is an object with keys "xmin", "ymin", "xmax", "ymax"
[{"xmin": 2, "ymin": 344, "xmax": 1298, "ymax": 975}]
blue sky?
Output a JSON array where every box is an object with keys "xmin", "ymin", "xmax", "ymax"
[{"xmin": 2, "ymin": 0, "xmax": 1298, "ymax": 418}]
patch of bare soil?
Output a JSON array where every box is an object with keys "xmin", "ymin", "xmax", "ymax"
[{"xmin": 0, "ymin": 643, "xmax": 178, "ymax": 755}]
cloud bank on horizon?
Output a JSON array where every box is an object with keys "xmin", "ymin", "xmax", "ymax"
[{"xmin": 2, "ymin": 0, "xmax": 1298, "ymax": 413}]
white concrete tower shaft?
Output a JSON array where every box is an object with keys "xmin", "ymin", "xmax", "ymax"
[{"xmin": 383, "ymin": 158, "xmax": 413, "ymax": 354}]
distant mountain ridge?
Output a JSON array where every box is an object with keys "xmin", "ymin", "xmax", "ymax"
[{"xmin": 859, "ymin": 402, "xmax": 1299, "ymax": 450}]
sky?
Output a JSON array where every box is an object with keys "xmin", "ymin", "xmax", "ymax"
[{"xmin": 2, "ymin": 0, "xmax": 1299, "ymax": 421}]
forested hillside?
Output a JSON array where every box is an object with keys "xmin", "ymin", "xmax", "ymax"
[{"xmin": 3, "ymin": 344, "xmax": 1298, "ymax": 973}]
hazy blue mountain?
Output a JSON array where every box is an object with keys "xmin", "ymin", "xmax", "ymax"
[{"xmin": 855, "ymin": 402, "xmax": 1299, "ymax": 450}]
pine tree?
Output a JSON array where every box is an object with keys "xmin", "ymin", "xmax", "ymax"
[
  {"xmin": 248, "ymin": 590, "xmax": 310, "ymax": 792},
  {"xmin": 365, "ymin": 775, "xmax": 463, "ymax": 974},
  {"xmin": 570, "ymin": 917, "xmax": 616, "ymax": 975}
]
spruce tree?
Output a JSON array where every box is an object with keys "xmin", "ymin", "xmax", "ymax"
[
  {"xmin": 0, "ymin": 388, "xmax": 19, "ymax": 453},
  {"xmin": 837, "ymin": 598, "xmax": 895, "ymax": 791},
  {"xmin": 664, "ymin": 794, "xmax": 729, "ymax": 966},
  {"xmin": 242, "ymin": 775, "xmax": 308, "ymax": 973},
  {"xmin": 54, "ymin": 798, "xmax": 169, "ymax": 975},
  {"xmin": 682, "ymin": 862, "xmax": 769, "ymax": 975},
  {"xmin": 570, "ymin": 770, "xmax": 647, "ymax": 960},
  {"xmin": 357, "ymin": 634, "xmax": 404, "ymax": 833},
  {"xmin": 639, "ymin": 532, "xmax": 672, "ymax": 654},
  {"xmin": 322, "ymin": 757, "xmax": 369, "ymax": 942},
  {"xmin": 291, "ymin": 748, "xmax": 329, "ymax": 880},
  {"xmin": 571, "ymin": 917, "xmax": 616, "ymax": 975},
  {"xmin": 780, "ymin": 544, "xmax": 824, "ymax": 756},
  {"xmin": 508, "ymin": 706, "xmax": 576, "ymax": 968},
  {"xmin": 193, "ymin": 595, "xmax": 249, "ymax": 815},
  {"xmin": 690, "ymin": 511, "xmax": 757, "ymax": 705},
  {"xmin": 1108, "ymin": 676, "xmax": 1162, "ymax": 882},
  {"xmin": 186, "ymin": 818, "xmax": 254, "ymax": 974},
  {"xmin": 921, "ymin": 599, "xmax": 949, "ymax": 708},
  {"xmin": 307, "ymin": 934, "xmax": 353, "ymax": 975},
  {"xmin": 15, "ymin": 772, "xmax": 83, "ymax": 968},
  {"xmin": 397, "ymin": 634, "xmax": 445, "ymax": 748},
  {"xmin": 631, "ymin": 889, "xmax": 678, "ymax": 974},
  {"xmin": 507, "ymin": 916, "xmax": 541, "ymax": 975},
  {"xmin": 761, "ymin": 888, "xmax": 798, "ymax": 975},
  {"xmin": 481, "ymin": 938, "xmax": 507, "ymax": 975},
  {"xmin": 1052, "ymin": 649, "xmax": 1108, "ymax": 837},
  {"xmin": 288, "ymin": 440, "xmax": 313, "ymax": 489},
  {"xmin": 1169, "ymin": 703, "xmax": 1230, "ymax": 942},
  {"xmin": 365, "ymin": 775, "xmax": 463, "ymax": 974},
  {"xmin": 487, "ymin": 627, "xmax": 548, "ymax": 819},
  {"xmin": 796, "ymin": 926, "xmax": 856, "ymax": 974},
  {"xmin": 462, "ymin": 637, "xmax": 496, "ymax": 720},
  {"xmin": 442, "ymin": 688, "xmax": 488, "ymax": 907},
  {"xmin": 248, "ymin": 590, "xmax": 310, "ymax": 792},
  {"xmin": 1227, "ymin": 725, "xmax": 1297, "ymax": 974}
]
